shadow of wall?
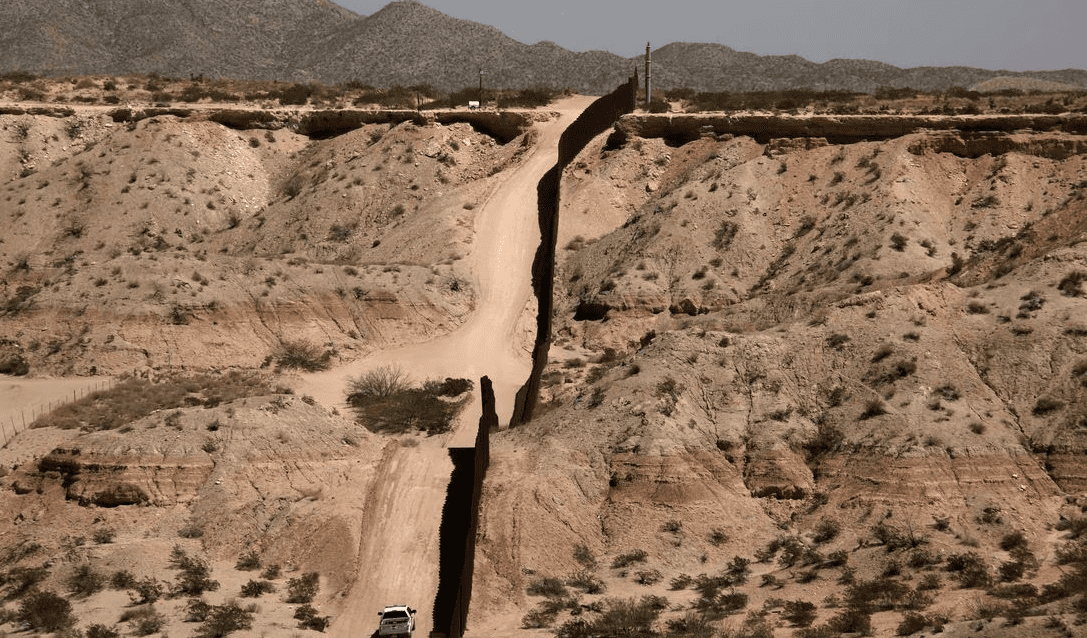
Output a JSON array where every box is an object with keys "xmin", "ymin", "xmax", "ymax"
[
  {"xmin": 430, "ymin": 376, "xmax": 496, "ymax": 638},
  {"xmin": 510, "ymin": 77, "xmax": 637, "ymax": 426}
]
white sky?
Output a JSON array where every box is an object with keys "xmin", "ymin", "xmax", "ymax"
[{"xmin": 337, "ymin": 0, "xmax": 1086, "ymax": 72}]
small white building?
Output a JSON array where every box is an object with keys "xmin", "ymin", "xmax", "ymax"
[{"xmin": 468, "ymin": 100, "xmax": 480, "ymax": 110}]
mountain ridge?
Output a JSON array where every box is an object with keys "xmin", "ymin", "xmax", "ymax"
[{"xmin": 1, "ymin": 0, "xmax": 1086, "ymax": 94}]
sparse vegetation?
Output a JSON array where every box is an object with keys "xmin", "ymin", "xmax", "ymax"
[{"xmin": 31, "ymin": 371, "xmax": 274, "ymax": 430}]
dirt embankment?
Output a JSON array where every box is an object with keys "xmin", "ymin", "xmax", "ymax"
[{"xmin": 465, "ymin": 114, "xmax": 1087, "ymax": 636}]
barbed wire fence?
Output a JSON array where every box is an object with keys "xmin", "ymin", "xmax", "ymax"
[{"xmin": 1, "ymin": 378, "xmax": 115, "ymax": 447}]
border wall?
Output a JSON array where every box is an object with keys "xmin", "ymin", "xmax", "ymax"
[
  {"xmin": 509, "ymin": 77, "xmax": 637, "ymax": 426},
  {"xmin": 430, "ymin": 376, "xmax": 496, "ymax": 638}
]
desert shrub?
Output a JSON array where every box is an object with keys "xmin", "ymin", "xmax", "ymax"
[
  {"xmin": 86, "ymin": 624, "xmax": 122, "ymax": 638},
  {"xmin": 423, "ymin": 377, "xmax": 474, "ymax": 397},
  {"xmin": 235, "ymin": 550, "xmax": 260, "ymax": 571},
  {"xmin": 170, "ymin": 547, "xmax": 220, "ymax": 596},
  {"xmin": 590, "ymin": 597, "xmax": 664, "ymax": 637},
  {"xmin": 273, "ymin": 339, "xmax": 331, "ymax": 371},
  {"xmin": 1058, "ymin": 271, "xmax": 1087, "ymax": 297},
  {"xmin": 1032, "ymin": 397, "xmax": 1064, "ymax": 415},
  {"xmin": 812, "ymin": 518, "xmax": 841, "ymax": 544},
  {"xmin": 1056, "ymin": 516, "xmax": 1087, "ymax": 538},
  {"xmin": 635, "ymin": 569, "xmax": 663, "ymax": 585},
  {"xmin": 260, "ymin": 564, "xmax": 282, "ymax": 580},
  {"xmin": 670, "ymin": 574, "xmax": 694, "ymax": 590},
  {"xmin": 18, "ymin": 590, "xmax": 73, "ymax": 632},
  {"xmin": 611, "ymin": 549, "xmax": 649, "ymax": 569},
  {"xmin": 197, "ymin": 601, "xmax": 253, "ymax": 638},
  {"xmin": 348, "ymin": 373, "xmax": 469, "ymax": 435},
  {"xmin": 127, "ymin": 606, "xmax": 166, "ymax": 636},
  {"xmin": 522, "ymin": 605, "xmax": 560, "ymax": 629},
  {"xmin": 890, "ymin": 232, "xmax": 908, "ymax": 251},
  {"xmin": 713, "ymin": 221, "xmax": 739, "ymax": 249},
  {"xmin": 567, "ymin": 571, "xmax": 605, "ymax": 594},
  {"xmin": 92, "ymin": 527, "xmax": 116, "ymax": 544},
  {"xmin": 239, "ymin": 579, "xmax": 275, "ymax": 597},
  {"xmin": 127, "ymin": 577, "xmax": 165, "ymax": 604},
  {"xmin": 573, "ymin": 543, "xmax": 597, "ymax": 569},
  {"xmin": 527, "ymin": 576, "xmax": 568, "ymax": 598},
  {"xmin": 184, "ymin": 598, "xmax": 212, "ymax": 622},
  {"xmin": 109, "ymin": 570, "xmax": 137, "ymax": 590},
  {"xmin": 783, "ymin": 600, "xmax": 818, "ymax": 627},
  {"xmin": 1000, "ymin": 531, "xmax": 1028, "ymax": 552},
  {"xmin": 825, "ymin": 550, "xmax": 849, "ymax": 567},
  {"xmin": 827, "ymin": 333, "xmax": 851, "ymax": 350},
  {"xmin": 68, "ymin": 563, "xmax": 106, "ymax": 597},
  {"xmin": 347, "ymin": 364, "xmax": 411, "ymax": 400},
  {"xmin": 846, "ymin": 578, "xmax": 910, "ymax": 611},
  {"xmin": 661, "ymin": 519, "xmax": 683, "ymax": 533},
  {"xmin": 708, "ymin": 528, "xmax": 730, "ymax": 546},
  {"xmin": 946, "ymin": 551, "xmax": 991, "ymax": 588},
  {"xmin": 717, "ymin": 591, "xmax": 748, "ymax": 614},
  {"xmin": 804, "ymin": 422, "xmax": 844, "ymax": 458},
  {"xmin": 286, "ymin": 571, "xmax": 320, "ymax": 603},
  {"xmin": 4, "ymin": 565, "xmax": 50, "ymax": 597},
  {"xmin": 294, "ymin": 603, "xmax": 331, "ymax": 631},
  {"xmin": 178, "ymin": 521, "xmax": 205, "ymax": 538},
  {"xmin": 896, "ymin": 611, "xmax": 930, "ymax": 636},
  {"xmin": 859, "ymin": 399, "xmax": 888, "ymax": 420},
  {"xmin": 826, "ymin": 607, "xmax": 872, "ymax": 635}
]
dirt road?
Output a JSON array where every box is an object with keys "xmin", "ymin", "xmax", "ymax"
[{"xmin": 320, "ymin": 96, "xmax": 592, "ymax": 638}]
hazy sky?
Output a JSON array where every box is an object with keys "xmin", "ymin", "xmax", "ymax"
[{"xmin": 338, "ymin": 0, "xmax": 1085, "ymax": 72}]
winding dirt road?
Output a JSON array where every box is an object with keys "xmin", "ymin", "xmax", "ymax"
[{"xmin": 317, "ymin": 95, "xmax": 593, "ymax": 638}]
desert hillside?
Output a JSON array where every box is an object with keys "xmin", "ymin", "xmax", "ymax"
[{"xmin": 2, "ymin": 79, "xmax": 1087, "ymax": 638}]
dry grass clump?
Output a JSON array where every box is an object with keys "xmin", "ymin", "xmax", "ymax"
[{"xmin": 30, "ymin": 371, "xmax": 275, "ymax": 431}]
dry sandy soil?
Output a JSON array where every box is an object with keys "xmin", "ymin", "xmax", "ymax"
[{"xmin": 3, "ymin": 79, "xmax": 1087, "ymax": 638}]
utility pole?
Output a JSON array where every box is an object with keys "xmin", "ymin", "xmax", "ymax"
[
  {"xmin": 478, "ymin": 66, "xmax": 484, "ymax": 106},
  {"xmin": 645, "ymin": 42, "xmax": 652, "ymax": 109}
]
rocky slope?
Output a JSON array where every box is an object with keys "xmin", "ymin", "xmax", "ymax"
[
  {"xmin": 467, "ymin": 113, "xmax": 1087, "ymax": 636},
  {"xmin": 0, "ymin": 105, "xmax": 546, "ymax": 374},
  {"xmin": 3, "ymin": 86, "xmax": 1087, "ymax": 638}
]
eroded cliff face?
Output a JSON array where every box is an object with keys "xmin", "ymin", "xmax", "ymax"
[{"xmin": 3, "ymin": 394, "xmax": 384, "ymax": 594}]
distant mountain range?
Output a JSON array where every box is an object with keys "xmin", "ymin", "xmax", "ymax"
[{"xmin": 2, "ymin": 0, "xmax": 1085, "ymax": 95}]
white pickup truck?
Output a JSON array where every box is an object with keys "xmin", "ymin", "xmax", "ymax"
[{"xmin": 377, "ymin": 605, "xmax": 416, "ymax": 637}]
